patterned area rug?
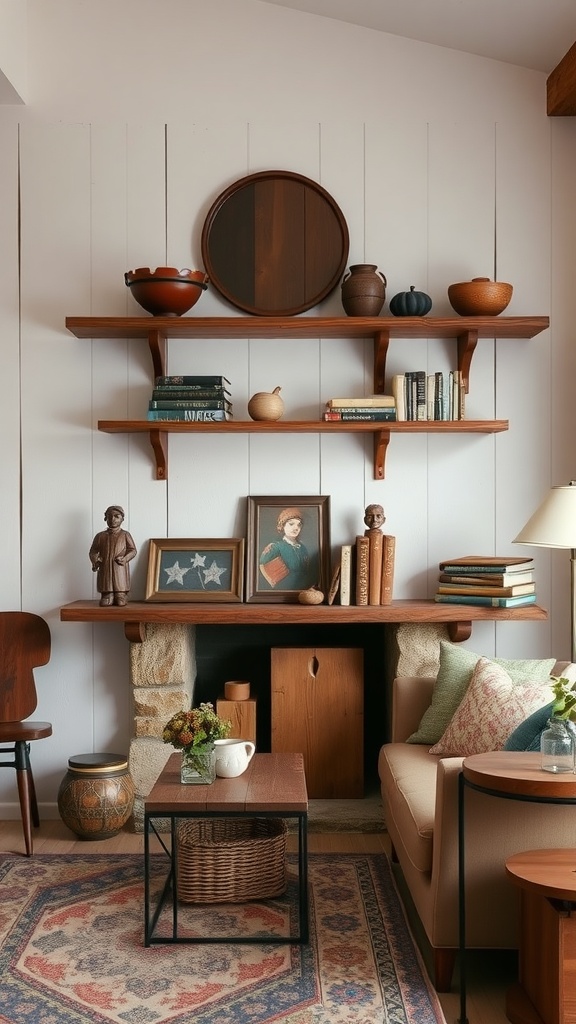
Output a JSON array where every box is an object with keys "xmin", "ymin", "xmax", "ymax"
[{"xmin": 0, "ymin": 853, "xmax": 446, "ymax": 1024}]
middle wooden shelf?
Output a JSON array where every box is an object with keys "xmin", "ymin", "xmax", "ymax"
[{"xmin": 98, "ymin": 417, "xmax": 509, "ymax": 481}]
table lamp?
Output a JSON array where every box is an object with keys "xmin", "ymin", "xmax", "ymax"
[{"xmin": 513, "ymin": 481, "xmax": 576, "ymax": 662}]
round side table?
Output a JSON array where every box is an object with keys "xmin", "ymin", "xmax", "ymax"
[
  {"xmin": 505, "ymin": 848, "xmax": 576, "ymax": 1024},
  {"xmin": 458, "ymin": 752, "xmax": 576, "ymax": 1024}
]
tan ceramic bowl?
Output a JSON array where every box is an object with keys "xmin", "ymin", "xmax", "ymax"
[
  {"xmin": 125, "ymin": 267, "xmax": 208, "ymax": 316},
  {"xmin": 447, "ymin": 277, "xmax": 513, "ymax": 316}
]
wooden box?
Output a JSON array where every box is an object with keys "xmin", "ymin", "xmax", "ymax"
[
  {"xmin": 216, "ymin": 697, "xmax": 257, "ymax": 743},
  {"xmin": 270, "ymin": 647, "xmax": 363, "ymax": 798}
]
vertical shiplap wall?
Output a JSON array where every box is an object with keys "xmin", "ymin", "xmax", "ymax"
[{"xmin": 0, "ymin": 0, "xmax": 573, "ymax": 814}]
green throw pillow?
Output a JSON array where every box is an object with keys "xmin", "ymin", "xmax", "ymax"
[{"xmin": 407, "ymin": 640, "xmax": 556, "ymax": 745}]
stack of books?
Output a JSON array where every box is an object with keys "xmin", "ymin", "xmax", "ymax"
[
  {"xmin": 329, "ymin": 533, "xmax": 396, "ymax": 606},
  {"xmin": 147, "ymin": 375, "xmax": 232, "ymax": 422},
  {"xmin": 434, "ymin": 555, "xmax": 536, "ymax": 607},
  {"xmin": 391, "ymin": 370, "xmax": 465, "ymax": 421},
  {"xmin": 323, "ymin": 395, "xmax": 396, "ymax": 422}
]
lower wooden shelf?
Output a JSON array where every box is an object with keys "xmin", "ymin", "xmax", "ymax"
[
  {"xmin": 97, "ymin": 419, "xmax": 509, "ymax": 481},
  {"xmin": 60, "ymin": 598, "xmax": 547, "ymax": 643}
]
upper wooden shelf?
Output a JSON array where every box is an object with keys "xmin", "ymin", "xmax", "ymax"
[
  {"xmin": 60, "ymin": 598, "xmax": 548, "ymax": 645},
  {"xmin": 66, "ymin": 315, "xmax": 549, "ymax": 390}
]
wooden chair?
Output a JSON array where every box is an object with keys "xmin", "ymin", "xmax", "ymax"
[{"xmin": 0, "ymin": 612, "xmax": 52, "ymax": 855}]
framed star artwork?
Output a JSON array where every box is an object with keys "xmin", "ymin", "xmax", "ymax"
[{"xmin": 145, "ymin": 538, "xmax": 245, "ymax": 602}]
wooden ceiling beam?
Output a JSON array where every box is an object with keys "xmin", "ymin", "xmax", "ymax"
[{"xmin": 547, "ymin": 40, "xmax": 576, "ymax": 115}]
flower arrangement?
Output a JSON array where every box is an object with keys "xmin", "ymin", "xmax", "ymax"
[
  {"xmin": 550, "ymin": 676, "xmax": 576, "ymax": 721},
  {"xmin": 163, "ymin": 702, "xmax": 231, "ymax": 753}
]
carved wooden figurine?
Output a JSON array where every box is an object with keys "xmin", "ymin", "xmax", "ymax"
[
  {"xmin": 363, "ymin": 503, "xmax": 385, "ymax": 535},
  {"xmin": 89, "ymin": 505, "xmax": 137, "ymax": 607}
]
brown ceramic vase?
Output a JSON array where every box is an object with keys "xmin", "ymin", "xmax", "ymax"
[
  {"xmin": 57, "ymin": 753, "xmax": 135, "ymax": 840},
  {"xmin": 341, "ymin": 264, "xmax": 387, "ymax": 316}
]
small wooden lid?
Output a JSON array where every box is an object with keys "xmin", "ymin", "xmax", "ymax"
[
  {"xmin": 224, "ymin": 680, "xmax": 250, "ymax": 701},
  {"xmin": 67, "ymin": 752, "xmax": 128, "ymax": 773}
]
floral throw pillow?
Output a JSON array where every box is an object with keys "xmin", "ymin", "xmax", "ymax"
[{"xmin": 429, "ymin": 657, "xmax": 553, "ymax": 757}]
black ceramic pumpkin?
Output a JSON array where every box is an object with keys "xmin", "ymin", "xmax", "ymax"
[{"xmin": 389, "ymin": 285, "xmax": 432, "ymax": 317}]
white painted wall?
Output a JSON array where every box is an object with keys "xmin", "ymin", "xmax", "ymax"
[
  {"xmin": 0, "ymin": 0, "xmax": 27, "ymax": 102},
  {"xmin": 0, "ymin": 0, "xmax": 575, "ymax": 816}
]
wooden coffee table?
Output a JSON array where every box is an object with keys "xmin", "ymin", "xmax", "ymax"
[{"xmin": 144, "ymin": 751, "xmax": 308, "ymax": 946}]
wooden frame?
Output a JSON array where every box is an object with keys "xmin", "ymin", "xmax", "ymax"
[
  {"xmin": 145, "ymin": 538, "xmax": 244, "ymax": 602},
  {"xmin": 246, "ymin": 496, "xmax": 331, "ymax": 603}
]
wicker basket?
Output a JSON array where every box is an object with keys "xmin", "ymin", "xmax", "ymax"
[{"xmin": 176, "ymin": 817, "xmax": 288, "ymax": 904}]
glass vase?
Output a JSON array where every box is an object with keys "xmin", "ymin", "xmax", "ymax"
[
  {"xmin": 180, "ymin": 745, "xmax": 216, "ymax": 784},
  {"xmin": 540, "ymin": 717, "xmax": 575, "ymax": 773}
]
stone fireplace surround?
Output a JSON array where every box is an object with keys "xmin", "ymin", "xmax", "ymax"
[{"xmin": 128, "ymin": 621, "xmax": 447, "ymax": 830}]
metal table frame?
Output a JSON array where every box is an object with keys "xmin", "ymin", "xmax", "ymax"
[{"xmin": 141, "ymin": 753, "xmax": 307, "ymax": 942}]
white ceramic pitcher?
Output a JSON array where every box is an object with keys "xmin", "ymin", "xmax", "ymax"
[{"xmin": 214, "ymin": 738, "xmax": 256, "ymax": 778}]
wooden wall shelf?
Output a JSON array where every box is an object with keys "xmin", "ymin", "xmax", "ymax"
[
  {"xmin": 98, "ymin": 417, "xmax": 509, "ymax": 482},
  {"xmin": 60, "ymin": 598, "xmax": 548, "ymax": 644},
  {"xmin": 66, "ymin": 314, "xmax": 548, "ymax": 480},
  {"xmin": 66, "ymin": 314, "xmax": 549, "ymax": 388}
]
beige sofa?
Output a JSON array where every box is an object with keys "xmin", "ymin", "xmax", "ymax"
[{"xmin": 378, "ymin": 663, "xmax": 574, "ymax": 992}]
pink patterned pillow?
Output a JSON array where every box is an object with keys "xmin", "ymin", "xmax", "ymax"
[{"xmin": 429, "ymin": 656, "xmax": 552, "ymax": 756}]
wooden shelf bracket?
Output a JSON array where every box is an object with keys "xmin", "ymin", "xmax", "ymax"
[
  {"xmin": 457, "ymin": 329, "xmax": 479, "ymax": 393},
  {"xmin": 373, "ymin": 429, "xmax": 390, "ymax": 479},
  {"xmin": 149, "ymin": 428, "xmax": 168, "ymax": 480},
  {"xmin": 148, "ymin": 329, "xmax": 167, "ymax": 380},
  {"xmin": 373, "ymin": 330, "xmax": 391, "ymax": 394}
]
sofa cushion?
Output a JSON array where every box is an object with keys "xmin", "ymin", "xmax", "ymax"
[
  {"xmin": 407, "ymin": 640, "xmax": 556, "ymax": 744},
  {"xmin": 429, "ymin": 658, "xmax": 553, "ymax": 756},
  {"xmin": 378, "ymin": 742, "xmax": 437, "ymax": 873}
]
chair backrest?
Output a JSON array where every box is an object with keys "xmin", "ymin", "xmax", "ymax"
[{"xmin": 0, "ymin": 612, "xmax": 51, "ymax": 723}]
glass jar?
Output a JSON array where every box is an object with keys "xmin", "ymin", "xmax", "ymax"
[
  {"xmin": 180, "ymin": 745, "xmax": 216, "ymax": 784},
  {"xmin": 540, "ymin": 717, "xmax": 575, "ymax": 773}
]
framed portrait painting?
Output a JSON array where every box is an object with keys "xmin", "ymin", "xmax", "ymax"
[
  {"xmin": 246, "ymin": 496, "xmax": 331, "ymax": 603},
  {"xmin": 145, "ymin": 538, "xmax": 244, "ymax": 602}
]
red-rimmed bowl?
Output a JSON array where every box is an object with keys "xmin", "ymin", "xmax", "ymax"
[{"xmin": 125, "ymin": 267, "xmax": 209, "ymax": 316}]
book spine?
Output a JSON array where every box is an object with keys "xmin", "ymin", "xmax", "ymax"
[
  {"xmin": 439, "ymin": 563, "xmax": 533, "ymax": 574},
  {"xmin": 437, "ymin": 584, "xmax": 536, "ymax": 597},
  {"xmin": 355, "ymin": 536, "xmax": 370, "ymax": 606},
  {"xmin": 146, "ymin": 409, "xmax": 232, "ymax": 421},
  {"xmin": 148, "ymin": 399, "xmax": 232, "ymax": 410},
  {"xmin": 151, "ymin": 388, "xmax": 231, "ymax": 399},
  {"xmin": 339, "ymin": 544, "xmax": 353, "ymax": 606},
  {"xmin": 380, "ymin": 534, "xmax": 395, "ymax": 605},
  {"xmin": 327, "ymin": 396, "xmax": 396, "ymax": 408},
  {"xmin": 391, "ymin": 374, "xmax": 406, "ymax": 421},
  {"xmin": 434, "ymin": 593, "xmax": 537, "ymax": 607},
  {"xmin": 426, "ymin": 374, "xmax": 435, "ymax": 421},
  {"xmin": 434, "ymin": 371, "xmax": 444, "ymax": 421},
  {"xmin": 154, "ymin": 375, "xmax": 231, "ymax": 386},
  {"xmin": 405, "ymin": 371, "xmax": 415, "ymax": 420},
  {"xmin": 368, "ymin": 531, "xmax": 383, "ymax": 605},
  {"xmin": 438, "ymin": 572, "xmax": 535, "ymax": 586},
  {"xmin": 323, "ymin": 410, "xmax": 397, "ymax": 421},
  {"xmin": 416, "ymin": 370, "xmax": 426, "ymax": 421}
]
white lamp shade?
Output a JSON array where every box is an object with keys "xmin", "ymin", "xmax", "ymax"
[{"xmin": 513, "ymin": 484, "xmax": 576, "ymax": 549}]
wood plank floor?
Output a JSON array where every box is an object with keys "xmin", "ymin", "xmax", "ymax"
[{"xmin": 0, "ymin": 819, "xmax": 515, "ymax": 1024}]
